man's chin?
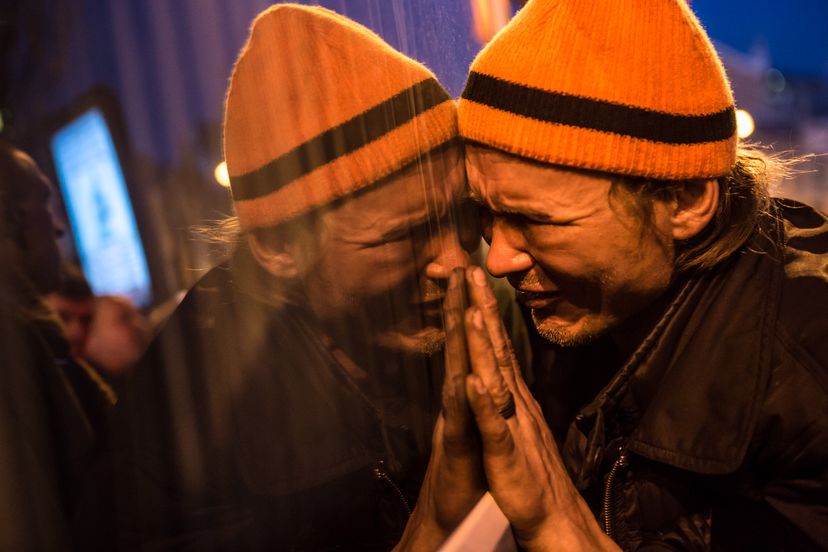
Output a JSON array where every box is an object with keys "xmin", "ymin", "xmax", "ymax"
[
  {"xmin": 374, "ymin": 325, "xmax": 445, "ymax": 355},
  {"xmin": 532, "ymin": 309, "xmax": 605, "ymax": 348}
]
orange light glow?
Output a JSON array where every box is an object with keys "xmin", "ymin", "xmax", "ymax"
[
  {"xmin": 214, "ymin": 161, "xmax": 231, "ymax": 188},
  {"xmin": 471, "ymin": 0, "xmax": 512, "ymax": 44}
]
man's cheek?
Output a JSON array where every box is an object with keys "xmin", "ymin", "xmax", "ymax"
[{"xmin": 368, "ymin": 262, "xmax": 420, "ymax": 301}]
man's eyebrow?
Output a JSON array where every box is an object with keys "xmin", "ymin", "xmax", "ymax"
[
  {"xmin": 373, "ymin": 203, "xmax": 447, "ymax": 241},
  {"xmin": 389, "ymin": 191, "xmax": 473, "ymax": 236},
  {"xmin": 467, "ymin": 189, "xmax": 555, "ymax": 220},
  {"xmin": 378, "ymin": 214, "xmax": 427, "ymax": 240}
]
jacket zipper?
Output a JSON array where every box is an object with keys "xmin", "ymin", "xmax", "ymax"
[
  {"xmin": 373, "ymin": 460, "xmax": 412, "ymax": 515},
  {"xmin": 602, "ymin": 446, "xmax": 628, "ymax": 540}
]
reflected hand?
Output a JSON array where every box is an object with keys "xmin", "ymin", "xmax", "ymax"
[
  {"xmin": 462, "ymin": 267, "xmax": 620, "ymax": 551},
  {"xmin": 395, "ymin": 268, "xmax": 486, "ymax": 551}
]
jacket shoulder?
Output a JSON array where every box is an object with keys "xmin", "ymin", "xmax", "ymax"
[
  {"xmin": 743, "ymin": 200, "xmax": 828, "ymax": 546},
  {"xmin": 774, "ymin": 199, "xmax": 828, "ymax": 376}
]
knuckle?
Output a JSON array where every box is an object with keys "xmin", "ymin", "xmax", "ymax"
[
  {"xmin": 491, "ymin": 380, "xmax": 512, "ymax": 402},
  {"xmin": 486, "ymin": 426, "xmax": 514, "ymax": 455},
  {"xmin": 494, "ymin": 341, "xmax": 512, "ymax": 364},
  {"xmin": 481, "ymin": 294, "xmax": 498, "ymax": 311}
]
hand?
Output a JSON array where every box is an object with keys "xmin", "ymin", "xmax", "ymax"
[
  {"xmin": 462, "ymin": 267, "xmax": 620, "ymax": 551},
  {"xmin": 395, "ymin": 268, "xmax": 486, "ymax": 551}
]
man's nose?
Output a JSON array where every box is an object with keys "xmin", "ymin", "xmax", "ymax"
[
  {"xmin": 423, "ymin": 228, "xmax": 470, "ymax": 280},
  {"xmin": 486, "ymin": 220, "xmax": 533, "ymax": 278}
]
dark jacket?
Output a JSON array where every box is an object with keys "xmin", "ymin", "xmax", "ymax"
[
  {"xmin": 1, "ymin": 268, "xmax": 112, "ymax": 550},
  {"xmin": 75, "ymin": 250, "xmax": 441, "ymax": 550},
  {"xmin": 533, "ymin": 200, "xmax": 828, "ymax": 550}
]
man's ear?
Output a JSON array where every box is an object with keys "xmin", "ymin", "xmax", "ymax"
[
  {"xmin": 671, "ymin": 179, "xmax": 719, "ymax": 241},
  {"xmin": 246, "ymin": 232, "xmax": 301, "ymax": 279}
]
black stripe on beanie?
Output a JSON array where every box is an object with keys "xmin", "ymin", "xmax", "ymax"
[
  {"xmin": 462, "ymin": 72, "xmax": 736, "ymax": 145},
  {"xmin": 231, "ymin": 78, "xmax": 451, "ymax": 201}
]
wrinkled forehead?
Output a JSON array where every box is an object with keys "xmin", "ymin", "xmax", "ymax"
[
  {"xmin": 398, "ymin": 143, "xmax": 466, "ymax": 205},
  {"xmin": 465, "ymin": 143, "xmax": 543, "ymax": 186},
  {"xmin": 334, "ymin": 143, "xmax": 466, "ymax": 226},
  {"xmin": 464, "ymin": 143, "xmax": 552, "ymax": 203},
  {"xmin": 464, "ymin": 143, "xmax": 613, "ymax": 207}
]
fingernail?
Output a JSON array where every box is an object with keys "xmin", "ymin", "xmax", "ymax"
[
  {"xmin": 448, "ymin": 270, "xmax": 458, "ymax": 289},
  {"xmin": 472, "ymin": 266, "xmax": 487, "ymax": 287},
  {"xmin": 472, "ymin": 308, "xmax": 483, "ymax": 329},
  {"xmin": 473, "ymin": 375, "xmax": 486, "ymax": 394}
]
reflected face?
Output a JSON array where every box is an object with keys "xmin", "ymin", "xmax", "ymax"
[
  {"xmin": 45, "ymin": 294, "xmax": 95, "ymax": 357},
  {"xmin": 5, "ymin": 150, "xmax": 63, "ymax": 294},
  {"xmin": 466, "ymin": 145, "xmax": 673, "ymax": 347},
  {"xmin": 304, "ymin": 145, "xmax": 476, "ymax": 354}
]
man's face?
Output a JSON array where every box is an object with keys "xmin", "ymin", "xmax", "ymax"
[
  {"xmin": 44, "ymin": 293, "xmax": 95, "ymax": 358},
  {"xmin": 5, "ymin": 150, "xmax": 63, "ymax": 294},
  {"xmin": 303, "ymin": 145, "xmax": 476, "ymax": 354},
  {"xmin": 84, "ymin": 298, "xmax": 149, "ymax": 375},
  {"xmin": 466, "ymin": 145, "xmax": 674, "ymax": 347}
]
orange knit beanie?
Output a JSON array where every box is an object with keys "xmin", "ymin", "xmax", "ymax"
[
  {"xmin": 224, "ymin": 4, "xmax": 456, "ymax": 230},
  {"xmin": 458, "ymin": 0, "xmax": 737, "ymax": 180}
]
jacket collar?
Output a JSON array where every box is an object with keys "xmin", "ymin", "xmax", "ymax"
[
  {"xmin": 616, "ymin": 226, "xmax": 783, "ymax": 474},
  {"xmin": 564, "ymin": 219, "xmax": 785, "ymax": 477}
]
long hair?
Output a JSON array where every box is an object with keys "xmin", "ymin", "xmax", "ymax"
[{"xmin": 611, "ymin": 145, "xmax": 802, "ymax": 273}]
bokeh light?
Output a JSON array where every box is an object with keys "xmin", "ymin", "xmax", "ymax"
[
  {"xmin": 736, "ymin": 109, "xmax": 755, "ymax": 139},
  {"xmin": 214, "ymin": 161, "xmax": 230, "ymax": 188}
]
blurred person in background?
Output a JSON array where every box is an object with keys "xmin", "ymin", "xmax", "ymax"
[
  {"xmin": 41, "ymin": 261, "xmax": 119, "ymax": 425},
  {"xmin": 41, "ymin": 260, "xmax": 115, "ymax": 432},
  {"xmin": 75, "ymin": 5, "xmax": 474, "ymax": 550},
  {"xmin": 83, "ymin": 295, "xmax": 150, "ymax": 391},
  {"xmin": 44, "ymin": 262, "xmax": 95, "ymax": 359},
  {"xmin": 0, "ymin": 140, "xmax": 114, "ymax": 550},
  {"xmin": 404, "ymin": 0, "xmax": 828, "ymax": 550}
]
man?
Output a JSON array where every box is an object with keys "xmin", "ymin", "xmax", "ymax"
[
  {"xmin": 0, "ymin": 142, "xmax": 62, "ymax": 293},
  {"xmin": 42, "ymin": 262, "xmax": 115, "ymax": 429},
  {"xmin": 75, "ymin": 5, "xmax": 472, "ymax": 550},
  {"xmin": 44, "ymin": 262, "xmax": 96, "ymax": 360},
  {"xmin": 83, "ymin": 294, "xmax": 150, "ymax": 390},
  {"xmin": 428, "ymin": 0, "xmax": 827, "ymax": 550},
  {"xmin": 0, "ymin": 141, "xmax": 113, "ymax": 549}
]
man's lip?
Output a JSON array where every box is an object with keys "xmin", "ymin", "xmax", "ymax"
[
  {"xmin": 418, "ymin": 295, "xmax": 444, "ymax": 307},
  {"xmin": 515, "ymin": 289, "xmax": 558, "ymax": 308},
  {"xmin": 417, "ymin": 296, "xmax": 445, "ymax": 316}
]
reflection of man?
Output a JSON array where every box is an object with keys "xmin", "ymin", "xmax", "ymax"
[
  {"xmin": 421, "ymin": 0, "xmax": 828, "ymax": 550},
  {"xmin": 76, "ymin": 5, "xmax": 470, "ymax": 550},
  {"xmin": 0, "ymin": 141, "xmax": 113, "ymax": 549}
]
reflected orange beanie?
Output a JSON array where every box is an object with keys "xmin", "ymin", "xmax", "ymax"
[
  {"xmin": 224, "ymin": 4, "xmax": 456, "ymax": 230},
  {"xmin": 459, "ymin": 0, "xmax": 737, "ymax": 180}
]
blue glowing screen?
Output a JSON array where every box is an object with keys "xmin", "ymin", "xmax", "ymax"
[{"xmin": 51, "ymin": 108, "xmax": 152, "ymax": 307}]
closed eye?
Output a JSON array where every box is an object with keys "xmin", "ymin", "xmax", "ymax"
[
  {"xmin": 470, "ymin": 192, "xmax": 574, "ymax": 226},
  {"xmin": 358, "ymin": 220, "xmax": 430, "ymax": 248},
  {"xmin": 500, "ymin": 211, "xmax": 574, "ymax": 227}
]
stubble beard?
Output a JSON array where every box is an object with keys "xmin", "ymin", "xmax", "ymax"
[
  {"xmin": 374, "ymin": 326, "xmax": 445, "ymax": 356},
  {"xmin": 532, "ymin": 309, "xmax": 603, "ymax": 348},
  {"xmin": 516, "ymin": 272, "xmax": 603, "ymax": 348}
]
